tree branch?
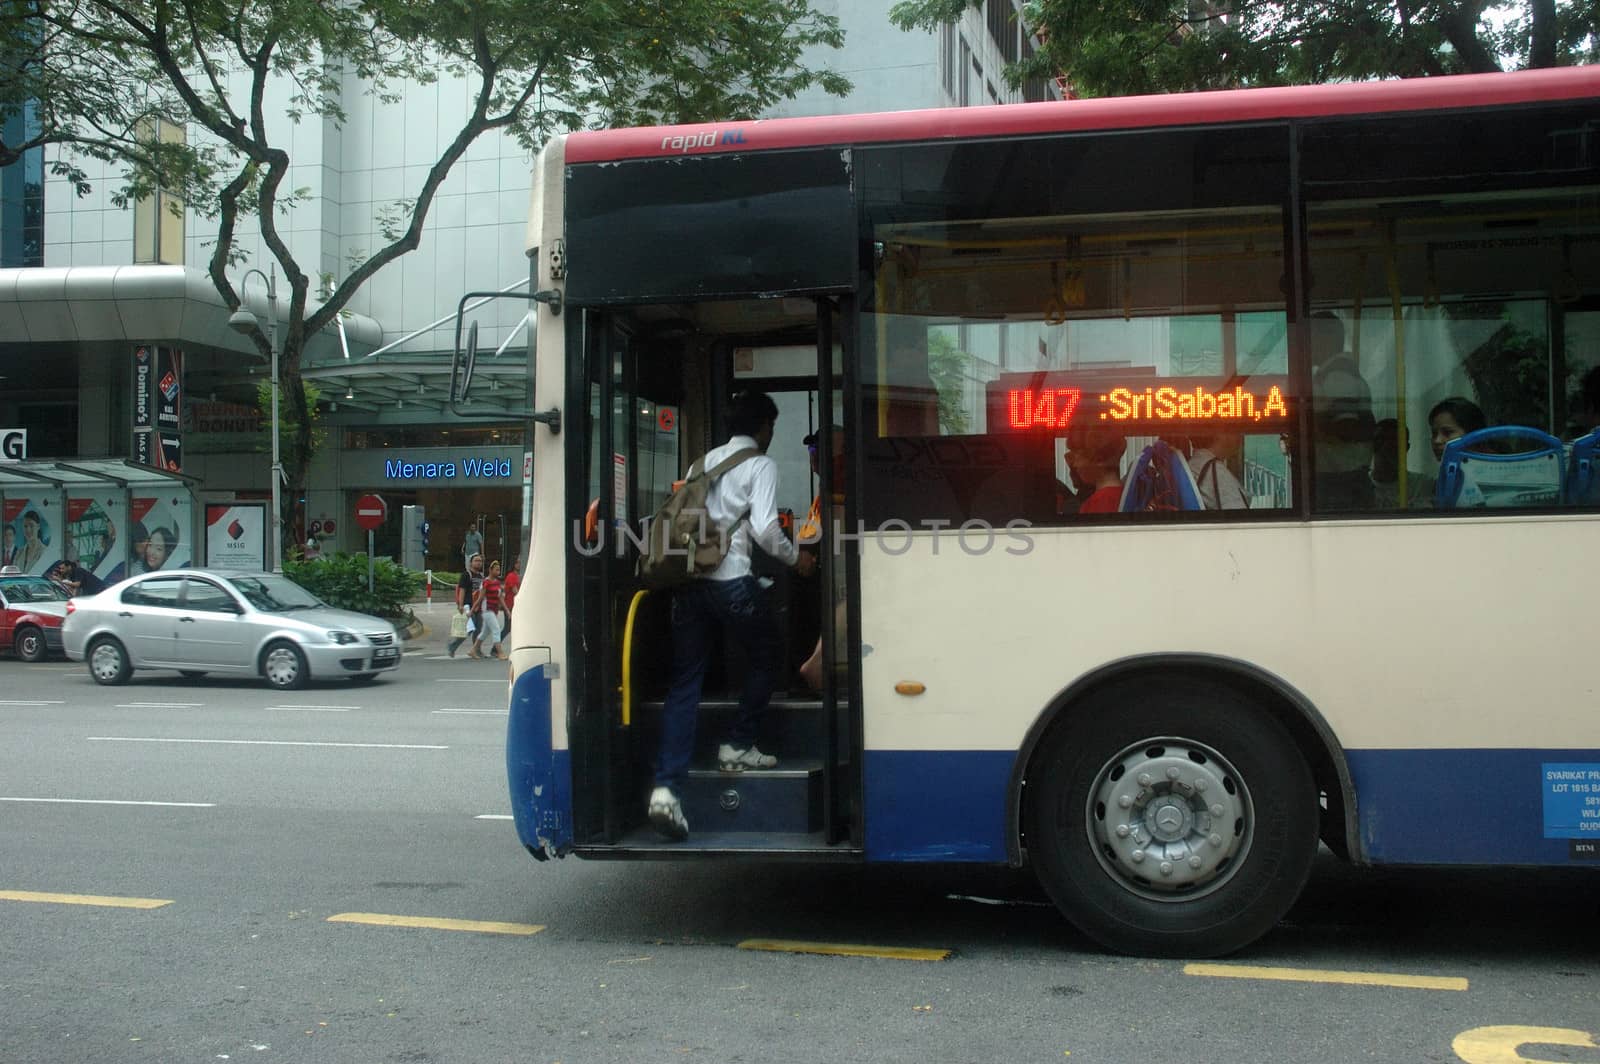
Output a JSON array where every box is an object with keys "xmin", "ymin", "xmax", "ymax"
[{"xmin": 1439, "ymin": 0, "xmax": 1501, "ymax": 72}]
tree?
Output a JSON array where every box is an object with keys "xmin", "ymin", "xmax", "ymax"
[
  {"xmin": 23, "ymin": 0, "xmax": 849, "ymax": 558},
  {"xmin": 889, "ymin": 0, "xmax": 1599, "ymax": 98}
]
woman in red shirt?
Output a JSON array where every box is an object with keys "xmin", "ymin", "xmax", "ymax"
[
  {"xmin": 500, "ymin": 561, "xmax": 520, "ymax": 649},
  {"xmin": 475, "ymin": 560, "xmax": 506, "ymax": 659},
  {"xmin": 1067, "ymin": 426, "xmax": 1129, "ymax": 514}
]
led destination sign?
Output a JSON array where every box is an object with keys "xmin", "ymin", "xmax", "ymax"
[{"xmin": 989, "ymin": 374, "xmax": 1291, "ymax": 431}]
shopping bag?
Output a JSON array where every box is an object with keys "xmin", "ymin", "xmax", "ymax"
[{"xmin": 449, "ymin": 611, "xmax": 469, "ymax": 639}]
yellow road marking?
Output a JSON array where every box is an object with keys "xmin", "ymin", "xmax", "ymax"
[
  {"xmin": 1184, "ymin": 962, "xmax": 1468, "ymax": 992},
  {"xmin": 326, "ymin": 912, "xmax": 544, "ymax": 936},
  {"xmin": 0, "ymin": 890, "xmax": 172, "ymax": 909},
  {"xmin": 1453, "ymin": 1025, "xmax": 1599, "ymax": 1064},
  {"xmin": 737, "ymin": 938, "xmax": 951, "ymax": 962}
]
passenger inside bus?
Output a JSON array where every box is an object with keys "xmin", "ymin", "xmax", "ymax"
[
  {"xmin": 647, "ymin": 391, "xmax": 817, "ymax": 842},
  {"xmin": 1370, "ymin": 419, "xmax": 1432, "ymax": 509},
  {"xmin": 1064, "ymin": 424, "xmax": 1128, "ymax": 513},
  {"xmin": 1577, "ymin": 366, "xmax": 1600, "ymax": 436},
  {"xmin": 1428, "ymin": 396, "xmax": 1488, "ymax": 462},
  {"xmin": 1187, "ymin": 433, "xmax": 1249, "ymax": 510},
  {"xmin": 1310, "ymin": 312, "xmax": 1378, "ymax": 511}
]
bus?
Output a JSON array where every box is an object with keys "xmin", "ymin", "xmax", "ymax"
[{"xmin": 493, "ymin": 67, "xmax": 1600, "ymax": 957}]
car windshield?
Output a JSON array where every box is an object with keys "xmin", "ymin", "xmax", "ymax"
[
  {"xmin": 226, "ymin": 574, "xmax": 325, "ymax": 612},
  {"xmin": 0, "ymin": 577, "xmax": 69, "ymax": 604}
]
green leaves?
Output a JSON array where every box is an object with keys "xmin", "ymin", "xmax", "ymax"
[
  {"xmin": 283, "ymin": 552, "xmax": 423, "ymax": 621},
  {"xmin": 16, "ymin": 0, "xmax": 849, "ymax": 563},
  {"xmin": 893, "ymin": 0, "xmax": 1597, "ymax": 98}
]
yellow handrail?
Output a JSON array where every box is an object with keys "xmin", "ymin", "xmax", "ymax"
[{"xmin": 620, "ymin": 589, "xmax": 649, "ymax": 727}]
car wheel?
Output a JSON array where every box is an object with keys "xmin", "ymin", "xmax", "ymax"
[
  {"xmin": 179, "ymin": 671, "xmax": 207, "ymax": 679},
  {"xmin": 15, "ymin": 625, "xmax": 47, "ymax": 663},
  {"xmin": 88, "ymin": 637, "xmax": 133, "ymax": 686},
  {"xmin": 261, "ymin": 641, "xmax": 308, "ymax": 690},
  {"xmin": 349, "ymin": 673, "xmax": 379, "ymax": 684},
  {"xmin": 1025, "ymin": 676, "xmax": 1319, "ymax": 958}
]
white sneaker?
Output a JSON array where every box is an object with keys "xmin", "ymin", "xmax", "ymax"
[
  {"xmin": 718, "ymin": 743, "xmax": 778, "ymax": 771},
  {"xmin": 647, "ymin": 786, "xmax": 688, "ymax": 841}
]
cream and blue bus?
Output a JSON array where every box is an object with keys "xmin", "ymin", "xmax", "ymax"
[{"xmin": 495, "ymin": 67, "xmax": 1600, "ymax": 957}]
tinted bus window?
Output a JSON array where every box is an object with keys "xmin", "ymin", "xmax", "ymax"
[
  {"xmin": 565, "ymin": 149, "xmax": 855, "ymax": 305},
  {"xmin": 858, "ymin": 127, "xmax": 1294, "ymax": 527},
  {"xmin": 1302, "ymin": 107, "xmax": 1600, "ymax": 513}
]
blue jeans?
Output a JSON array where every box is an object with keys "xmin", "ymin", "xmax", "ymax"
[{"xmin": 655, "ymin": 576, "xmax": 778, "ymax": 791}]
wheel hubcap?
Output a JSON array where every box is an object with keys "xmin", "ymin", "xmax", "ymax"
[
  {"xmin": 265, "ymin": 648, "xmax": 298, "ymax": 685},
  {"xmin": 1087, "ymin": 736, "xmax": 1252, "ymax": 901},
  {"xmin": 90, "ymin": 644, "xmax": 121, "ymax": 679},
  {"xmin": 20, "ymin": 633, "xmax": 38, "ymax": 656}
]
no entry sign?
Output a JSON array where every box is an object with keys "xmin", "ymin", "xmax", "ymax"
[{"xmin": 354, "ymin": 493, "xmax": 388, "ymax": 531}]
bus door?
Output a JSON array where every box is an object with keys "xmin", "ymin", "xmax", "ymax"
[{"xmin": 571, "ymin": 298, "xmax": 860, "ymax": 855}]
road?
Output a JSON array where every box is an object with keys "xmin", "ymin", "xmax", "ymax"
[{"xmin": 2, "ymin": 631, "xmax": 1597, "ymax": 1064}]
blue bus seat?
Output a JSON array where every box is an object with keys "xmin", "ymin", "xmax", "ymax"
[
  {"xmin": 1565, "ymin": 430, "xmax": 1600, "ymax": 505},
  {"xmin": 1118, "ymin": 439, "xmax": 1205, "ymax": 512},
  {"xmin": 1434, "ymin": 426, "xmax": 1565, "ymax": 509}
]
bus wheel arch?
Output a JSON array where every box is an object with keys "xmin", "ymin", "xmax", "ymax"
[{"xmin": 1011, "ymin": 659, "xmax": 1354, "ymax": 957}]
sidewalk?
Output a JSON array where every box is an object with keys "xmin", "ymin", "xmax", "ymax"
[{"xmin": 403, "ymin": 598, "xmax": 511, "ymax": 660}]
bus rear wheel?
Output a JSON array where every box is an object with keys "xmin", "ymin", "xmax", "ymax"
[{"xmin": 1026, "ymin": 679, "xmax": 1318, "ymax": 958}]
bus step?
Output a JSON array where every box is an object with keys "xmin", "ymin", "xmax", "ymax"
[{"xmin": 681, "ymin": 760, "xmax": 822, "ymax": 835}]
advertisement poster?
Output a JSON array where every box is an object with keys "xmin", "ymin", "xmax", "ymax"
[
  {"xmin": 133, "ymin": 345, "xmax": 154, "ymax": 430},
  {"xmin": 2, "ymin": 496, "xmax": 62, "ymax": 576},
  {"xmin": 156, "ymin": 347, "xmax": 183, "ymax": 429},
  {"xmin": 158, "ymin": 432, "xmax": 183, "ymax": 474},
  {"xmin": 65, "ymin": 494, "xmax": 128, "ymax": 582},
  {"xmin": 115, "ymin": 494, "xmax": 192, "ymax": 580},
  {"xmin": 133, "ymin": 429, "xmax": 154, "ymax": 466},
  {"xmin": 205, "ymin": 503, "xmax": 266, "ymax": 571}
]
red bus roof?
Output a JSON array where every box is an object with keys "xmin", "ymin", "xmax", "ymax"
[{"xmin": 565, "ymin": 67, "xmax": 1600, "ymax": 165}]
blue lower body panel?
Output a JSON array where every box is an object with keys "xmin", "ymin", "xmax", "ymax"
[
  {"xmin": 507, "ymin": 667, "xmax": 572, "ymax": 857},
  {"xmin": 1348, "ymin": 748, "xmax": 1600, "ymax": 864},
  {"xmin": 863, "ymin": 750, "xmax": 1016, "ymax": 862}
]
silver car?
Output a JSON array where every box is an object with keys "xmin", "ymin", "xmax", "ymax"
[{"xmin": 61, "ymin": 568, "xmax": 401, "ymax": 689}]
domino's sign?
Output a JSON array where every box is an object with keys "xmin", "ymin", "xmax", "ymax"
[{"xmin": 0, "ymin": 429, "xmax": 25, "ymax": 462}]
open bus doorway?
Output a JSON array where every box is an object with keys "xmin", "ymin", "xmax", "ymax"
[{"xmin": 569, "ymin": 297, "xmax": 859, "ymax": 856}]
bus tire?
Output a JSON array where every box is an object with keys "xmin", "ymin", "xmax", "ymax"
[{"xmin": 1026, "ymin": 679, "xmax": 1318, "ymax": 958}]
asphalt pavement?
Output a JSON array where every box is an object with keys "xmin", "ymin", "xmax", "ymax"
[{"xmin": 2, "ymin": 630, "xmax": 1598, "ymax": 1064}]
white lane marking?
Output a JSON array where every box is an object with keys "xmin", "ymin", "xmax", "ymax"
[
  {"xmin": 115, "ymin": 702, "xmax": 204, "ymax": 709},
  {"xmin": 431, "ymin": 708, "xmax": 508, "ymax": 716},
  {"xmin": 86, "ymin": 737, "xmax": 449, "ymax": 750},
  {"xmin": 474, "ymin": 814, "xmax": 513, "ymax": 820},
  {"xmin": 433, "ymin": 679, "xmax": 504, "ymax": 684},
  {"xmin": 267, "ymin": 705, "xmax": 356, "ymax": 712},
  {"xmin": 0, "ymin": 700, "xmax": 66, "ymax": 706},
  {"xmin": 0, "ymin": 796, "xmax": 216, "ymax": 807}
]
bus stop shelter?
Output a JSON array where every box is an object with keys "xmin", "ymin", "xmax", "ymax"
[{"xmin": 0, "ymin": 459, "xmax": 199, "ymax": 584}]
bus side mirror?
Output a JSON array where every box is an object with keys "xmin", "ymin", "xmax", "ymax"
[{"xmin": 452, "ymin": 320, "xmax": 480, "ymax": 403}]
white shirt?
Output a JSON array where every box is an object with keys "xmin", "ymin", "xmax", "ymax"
[
  {"xmin": 1189, "ymin": 448, "xmax": 1249, "ymax": 510},
  {"xmin": 699, "ymin": 435, "xmax": 799, "ymax": 581}
]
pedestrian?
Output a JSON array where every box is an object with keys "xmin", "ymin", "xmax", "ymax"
[
  {"xmin": 462, "ymin": 521, "xmax": 483, "ymax": 570},
  {"xmin": 52, "ymin": 557, "xmax": 105, "ymax": 597},
  {"xmin": 475, "ymin": 559, "xmax": 506, "ymax": 660},
  {"xmin": 501, "ymin": 559, "xmax": 521, "ymax": 648},
  {"xmin": 447, "ymin": 552, "xmax": 484, "ymax": 658},
  {"xmin": 647, "ymin": 391, "xmax": 816, "ymax": 841}
]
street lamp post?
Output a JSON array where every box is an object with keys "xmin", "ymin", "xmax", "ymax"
[{"xmin": 226, "ymin": 266, "xmax": 283, "ymax": 572}]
